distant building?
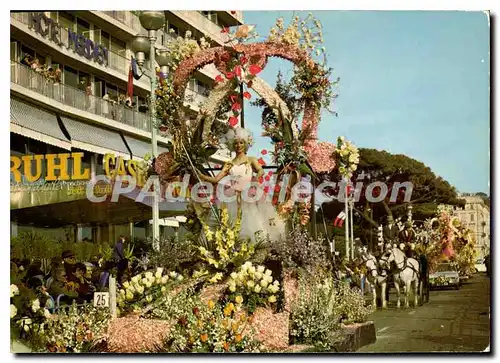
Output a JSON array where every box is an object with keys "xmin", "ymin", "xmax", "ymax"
[{"xmin": 452, "ymin": 194, "xmax": 490, "ymax": 259}]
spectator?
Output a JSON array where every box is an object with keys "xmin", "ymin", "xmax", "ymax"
[
  {"xmin": 113, "ymin": 235, "xmax": 126, "ymax": 263},
  {"xmin": 21, "ymin": 54, "xmax": 32, "ymax": 67},
  {"xmin": 48, "ymin": 267, "xmax": 78, "ymax": 303},
  {"xmin": 62, "ymin": 250, "xmax": 77, "ymax": 281},
  {"xmin": 98, "ymin": 261, "xmax": 115, "ymax": 290}
]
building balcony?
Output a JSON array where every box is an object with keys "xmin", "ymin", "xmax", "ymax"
[
  {"xmin": 170, "ymin": 11, "xmax": 230, "ymax": 46},
  {"xmin": 10, "ymin": 62, "xmax": 230, "ymax": 163}
]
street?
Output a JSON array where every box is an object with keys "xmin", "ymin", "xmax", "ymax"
[{"xmin": 358, "ymin": 274, "xmax": 490, "ymax": 353}]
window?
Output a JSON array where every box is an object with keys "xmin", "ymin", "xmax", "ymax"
[
  {"xmin": 76, "ymin": 18, "xmax": 90, "ymax": 37},
  {"xmin": 188, "ymin": 78, "xmax": 196, "ymax": 91},
  {"xmin": 99, "ymin": 30, "xmax": 110, "ymax": 49},
  {"xmin": 63, "ymin": 65, "xmax": 78, "ymax": 87},
  {"xmin": 201, "ymin": 11, "xmax": 218, "ymax": 25},
  {"xmin": 58, "ymin": 11, "xmax": 75, "ymax": 32},
  {"xmin": 110, "ymin": 36, "xmax": 126, "ymax": 56},
  {"xmin": 471, "ymin": 214, "xmax": 475, "ymax": 222}
]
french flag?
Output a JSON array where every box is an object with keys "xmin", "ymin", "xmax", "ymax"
[{"xmin": 334, "ymin": 211, "xmax": 347, "ymax": 227}]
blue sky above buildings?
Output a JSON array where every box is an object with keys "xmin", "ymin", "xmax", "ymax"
[{"xmin": 241, "ymin": 11, "xmax": 490, "ymax": 194}]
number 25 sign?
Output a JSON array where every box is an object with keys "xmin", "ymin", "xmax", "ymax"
[{"xmin": 93, "ymin": 292, "xmax": 109, "ymax": 307}]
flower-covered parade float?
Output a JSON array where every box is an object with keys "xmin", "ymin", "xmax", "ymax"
[{"xmin": 10, "ymin": 14, "xmax": 376, "ymax": 353}]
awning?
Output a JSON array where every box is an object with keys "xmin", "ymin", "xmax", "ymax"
[
  {"xmin": 123, "ymin": 135, "xmax": 169, "ymax": 160},
  {"xmin": 10, "ymin": 98, "xmax": 72, "ymax": 150},
  {"xmin": 59, "ymin": 116, "xmax": 131, "ymax": 159}
]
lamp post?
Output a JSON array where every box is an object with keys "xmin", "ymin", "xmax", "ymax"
[{"xmin": 130, "ymin": 11, "xmax": 166, "ymax": 250}]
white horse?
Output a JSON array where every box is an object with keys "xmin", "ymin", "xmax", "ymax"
[
  {"xmin": 357, "ymin": 246, "xmax": 389, "ymax": 309},
  {"xmin": 379, "ymin": 247, "xmax": 420, "ymax": 308}
]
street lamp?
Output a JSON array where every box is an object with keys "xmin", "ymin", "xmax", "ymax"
[{"xmin": 130, "ymin": 11, "xmax": 165, "ymax": 250}]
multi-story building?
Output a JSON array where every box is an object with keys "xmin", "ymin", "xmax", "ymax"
[
  {"xmin": 452, "ymin": 193, "xmax": 490, "ymax": 259},
  {"xmin": 10, "ymin": 10, "xmax": 244, "ymax": 243}
]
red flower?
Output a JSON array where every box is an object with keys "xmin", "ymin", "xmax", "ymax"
[
  {"xmin": 234, "ymin": 66, "xmax": 242, "ymax": 77},
  {"xmin": 249, "ymin": 64, "xmax": 262, "ymax": 75},
  {"xmin": 225, "ymin": 72, "xmax": 235, "ymax": 80},
  {"xmin": 215, "ymin": 75, "xmax": 224, "ymax": 83},
  {"xmin": 274, "ymin": 185, "xmax": 281, "ymax": 193},
  {"xmin": 243, "ymin": 91, "xmax": 251, "ymax": 99},
  {"xmin": 221, "ymin": 27, "xmax": 229, "ymax": 34},
  {"xmin": 268, "ymin": 171, "xmax": 274, "ymax": 177},
  {"xmin": 258, "ymin": 158, "xmax": 266, "ymax": 166},
  {"xmin": 230, "ymin": 94, "xmax": 237, "ymax": 103},
  {"xmin": 261, "ymin": 149, "xmax": 268, "ymax": 155},
  {"xmin": 229, "ymin": 116, "xmax": 239, "ymax": 127},
  {"xmin": 258, "ymin": 176, "xmax": 264, "ymax": 184},
  {"xmin": 240, "ymin": 56, "xmax": 248, "ymax": 65},
  {"xmin": 263, "ymin": 186, "xmax": 270, "ymax": 193},
  {"xmin": 265, "ymin": 175, "xmax": 271, "ymax": 182},
  {"xmin": 231, "ymin": 103, "xmax": 241, "ymax": 111}
]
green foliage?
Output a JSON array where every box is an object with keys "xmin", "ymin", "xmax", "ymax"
[
  {"xmin": 289, "ymin": 274, "xmax": 342, "ymax": 349},
  {"xmin": 11, "ymin": 233, "xmax": 110, "ymax": 265},
  {"xmin": 159, "ymin": 299, "xmax": 261, "ymax": 352},
  {"xmin": 147, "ymin": 236, "xmax": 197, "ymax": 274}
]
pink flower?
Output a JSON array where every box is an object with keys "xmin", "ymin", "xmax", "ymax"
[
  {"xmin": 229, "ymin": 117, "xmax": 239, "ymax": 127},
  {"xmin": 261, "ymin": 149, "xmax": 268, "ymax": 155},
  {"xmin": 243, "ymin": 91, "xmax": 251, "ymax": 99},
  {"xmin": 249, "ymin": 64, "xmax": 262, "ymax": 75},
  {"xmin": 215, "ymin": 75, "xmax": 224, "ymax": 83}
]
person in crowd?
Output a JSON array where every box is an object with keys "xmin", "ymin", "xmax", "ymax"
[
  {"xmin": 98, "ymin": 261, "xmax": 115, "ymax": 290},
  {"xmin": 74, "ymin": 263, "xmax": 95, "ymax": 302},
  {"xmin": 21, "ymin": 54, "xmax": 32, "ymax": 67},
  {"xmin": 48, "ymin": 267, "xmax": 78, "ymax": 304},
  {"xmin": 85, "ymin": 81, "xmax": 93, "ymax": 110},
  {"xmin": 24, "ymin": 261, "xmax": 45, "ymax": 289},
  {"xmin": 62, "ymin": 250, "xmax": 77, "ymax": 281},
  {"xmin": 485, "ymin": 253, "xmax": 490, "ymax": 278}
]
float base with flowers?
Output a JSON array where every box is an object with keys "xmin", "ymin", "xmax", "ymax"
[{"xmin": 10, "ymin": 14, "xmax": 376, "ymax": 353}]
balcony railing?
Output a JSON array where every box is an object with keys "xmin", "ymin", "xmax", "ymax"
[
  {"xmin": 11, "ymin": 62, "xmax": 151, "ymax": 132},
  {"xmin": 11, "ymin": 12, "xmax": 149, "ymax": 77}
]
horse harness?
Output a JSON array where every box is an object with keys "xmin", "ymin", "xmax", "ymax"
[{"xmin": 384, "ymin": 250, "xmax": 420, "ymax": 279}]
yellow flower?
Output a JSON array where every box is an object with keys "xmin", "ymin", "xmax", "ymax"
[
  {"xmin": 207, "ymin": 300, "xmax": 215, "ymax": 310},
  {"xmin": 235, "ymin": 295, "xmax": 243, "ymax": 304},
  {"xmin": 268, "ymin": 295, "xmax": 277, "ymax": 303}
]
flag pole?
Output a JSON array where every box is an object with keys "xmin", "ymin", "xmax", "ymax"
[{"xmin": 344, "ymin": 179, "xmax": 350, "ymax": 261}]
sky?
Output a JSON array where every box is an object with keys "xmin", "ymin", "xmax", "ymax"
[{"xmin": 240, "ymin": 11, "xmax": 490, "ymax": 194}]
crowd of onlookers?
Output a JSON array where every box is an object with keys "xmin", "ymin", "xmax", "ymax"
[
  {"xmin": 11, "ymin": 236, "xmax": 147, "ymax": 308},
  {"xmin": 21, "ymin": 54, "xmax": 62, "ymax": 83}
]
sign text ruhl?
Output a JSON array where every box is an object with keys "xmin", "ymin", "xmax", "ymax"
[{"xmin": 27, "ymin": 12, "xmax": 108, "ymax": 66}]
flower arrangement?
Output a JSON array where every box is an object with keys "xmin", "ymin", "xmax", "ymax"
[
  {"xmin": 196, "ymin": 207, "xmax": 255, "ymax": 272},
  {"xmin": 116, "ymin": 268, "xmax": 185, "ymax": 314},
  {"xmin": 335, "ymin": 136, "xmax": 360, "ymax": 180},
  {"xmin": 161, "ymin": 299, "xmax": 261, "ymax": 352},
  {"xmin": 43, "ymin": 304, "xmax": 110, "ymax": 353},
  {"xmin": 226, "ymin": 262, "xmax": 280, "ymax": 313}
]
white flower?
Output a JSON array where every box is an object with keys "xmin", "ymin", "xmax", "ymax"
[
  {"xmin": 161, "ymin": 286, "xmax": 167, "ymax": 293},
  {"xmin": 131, "ymin": 275, "xmax": 141, "ymax": 284},
  {"xmin": 146, "ymin": 295, "xmax": 153, "ymax": 303},
  {"xmin": 177, "ymin": 274, "xmax": 184, "ymax": 281},
  {"xmin": 255, "ymin": 271, "xmax": 263, "ymax": 280},
  {"xmin": 43, "ymin": 308, "xmax": 51, "ymax": 319},
  {"xmin": 161, "ymin": 275, "xmax": 169, "ymax": 284},
  {"xmin": 265, "ymin": 269, "xmax": 272, "ymax": 276},
  {"xmin": 230, "ymin": 272, "xmax": 238, "ymax": 279},
  {"xmin": 247, "ymin": 280, "xmax": 255, "ymax": 289},
  {"xmin": 10, "ymin": 284, "xmax": 19, "ymax": 297},
  {"xmin": 126, "ymin": 290, "xmax": 134, "ymax": 300},
  {"xmin": 10, "ymin": 304, "xmax": 17, "ymax": 318},
  {"xmin": 145, "ymin": 272, "xmax": 154, "ymax": 280},
  {"xmin": 169, "ymin": 271, "xmax": 178, "ymax": 278},
  {"xmin": 155, "ymin": 267, "xmax": 164, "ymax": 278},
  {"xmin": 123, "ymin": 281, "xmax": 130, "ymax": 289},
  {"xmin": 31, "ymin": 299, "xmax": 40, "ymax": 313},
  {"xmin": 257, "ymin": 266, "xmax": 265, "ymax": 273},
  {"xmin": 260, "ymin": 280, "xmax": 269, "ymax": 288},
  {"xmin": 254, "ymin": 285, "xmax": 262, "ymax": 293},
  {"xmin": 145, "ymin": 280, "xmax": 153, "ymax": 288},
  {"xmin": 268, "ymin": 295, "xmax": 277, "ymax": 303},
  {"xmin": 229, "ymin": 283, "xmax": 236, "ymax": 292},
  {"xmin": 136, "ymin": 285, "xmax": 145, "ymax": 294},
  {"xmin": 142, "ymin": 277, "xmax": 149, "ymax": 285}
]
